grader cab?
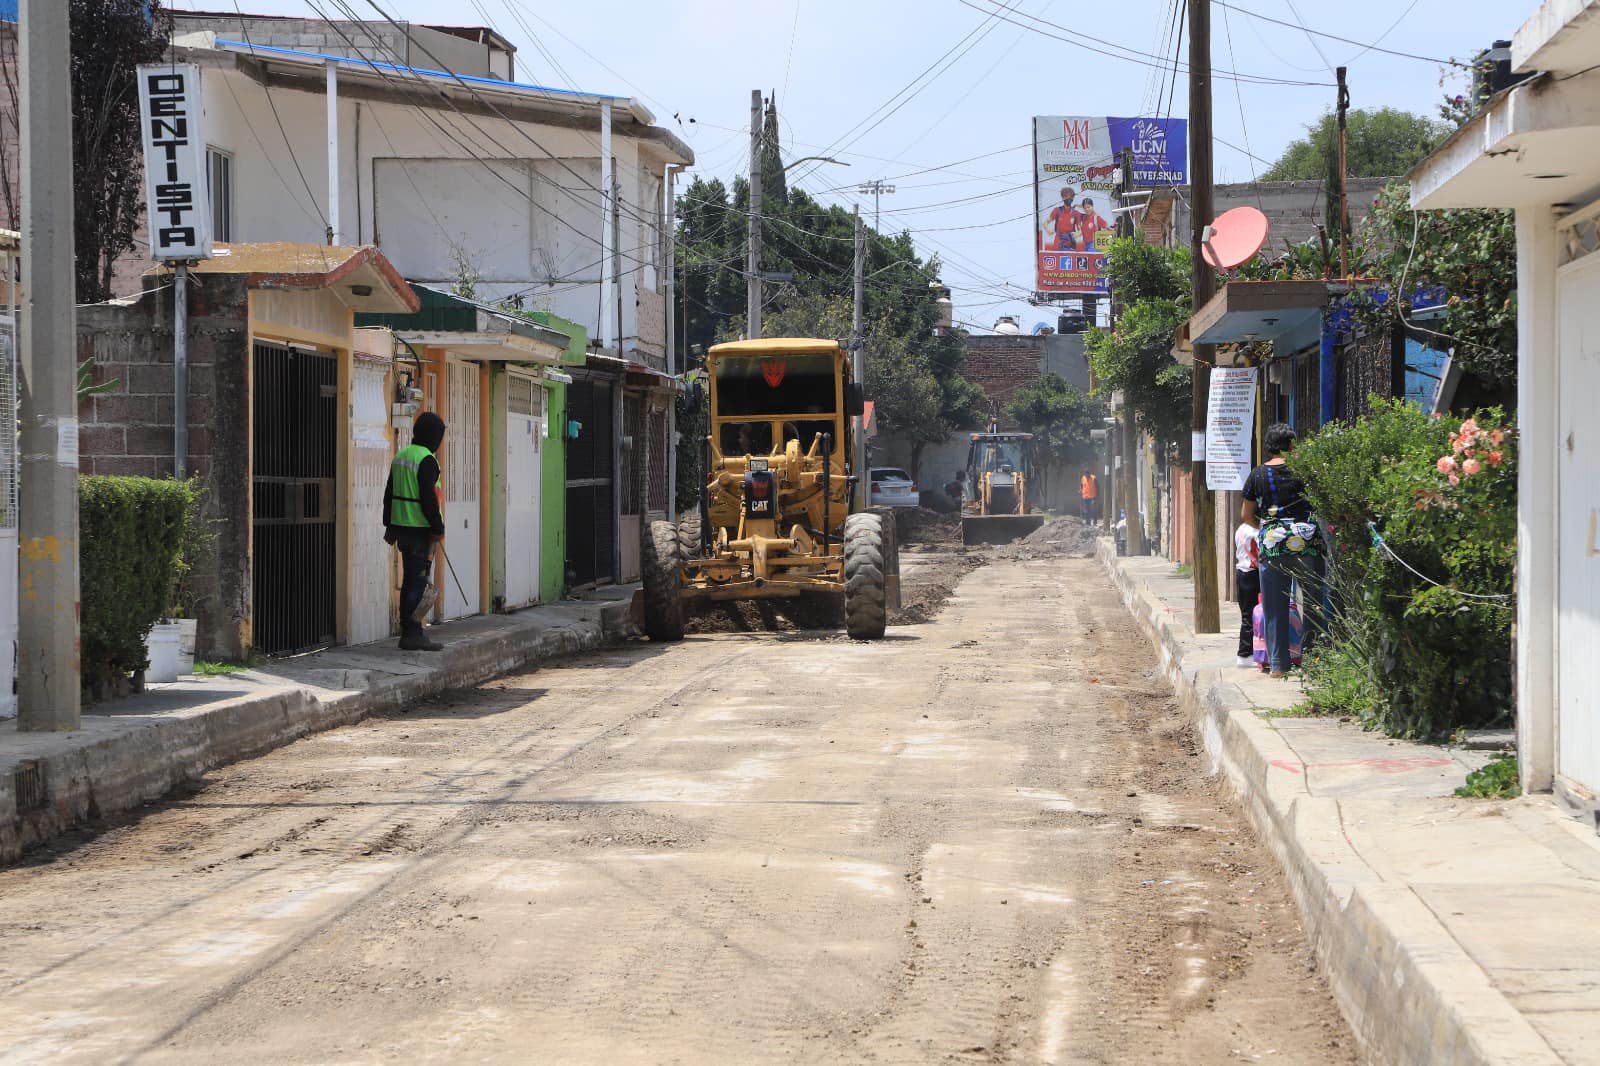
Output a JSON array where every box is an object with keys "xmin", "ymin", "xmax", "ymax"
[
  {"xmin": 639, "ymin": 338, "xmax": 900, "ymax": 642},
  {"xmin": 961, "ymin": 431, "xmax": 1046, "ymax": 544}
]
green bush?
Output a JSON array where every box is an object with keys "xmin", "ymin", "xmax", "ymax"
[
  {"xmin": 80, "ymin": 475, "xmax": 196, "ymax": 689},
  {"xmin": 1455, "ymin": 754, "xmax": 1520, "ymax": 799},
  {"xmin": 1294, "ymin": 401, "xmax": 1516, "ymax": 738}
]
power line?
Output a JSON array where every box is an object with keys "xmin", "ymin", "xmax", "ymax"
[
  {"xmin": 958, "ymin": 0, "xmax": 1335, "ymax": 86},
  {"xmin": 229, "ymin": 0, "xmax": 331, "ymax": 235},
  {"xmin": 1212, "ymin": 0, "xmax": 1460, "ymax": 67}
]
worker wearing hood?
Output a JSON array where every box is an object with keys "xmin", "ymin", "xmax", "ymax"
[{"xmin": 383, "ymin": 411, "xmax": 447, "ymax": 650}]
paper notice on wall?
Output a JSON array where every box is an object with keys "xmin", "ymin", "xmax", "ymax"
[
  {"xmin": 55, "ymin": 417, "xmax": 78, "ymax": 468},
  {"xmin": 1205, "ymin": 367, "xmax": 1257, "ymax": 491},
  {"xmin": 1190, "ymin": 431, "xmax": 1206, "ymax": 463}
]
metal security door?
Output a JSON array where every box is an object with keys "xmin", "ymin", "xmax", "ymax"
[
  {"xmin": 252, "ymin": 341, "xmax": 336, "ymax": 655},
  {"xmin": 1558, "ymin": 256, "xmax": 1600, "ymax": 796},
  {"xmin": 349, "ymin": 361, "xmax": 394, "ymax": 643},
  {"xmin": 565, "ymin": 376, "xmax": 615, "ymax": 586},
  {"xmin": 503, "ymin": 372, "xmax": 542, "ymax": 609},
  {"xmin": 442, "ymin": 360, "xmax": 482, "ymax": 619}
]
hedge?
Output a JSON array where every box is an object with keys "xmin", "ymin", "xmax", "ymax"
[{"xmin": 80, "ymin": 475, "xmax": 195, "ymax": 690}]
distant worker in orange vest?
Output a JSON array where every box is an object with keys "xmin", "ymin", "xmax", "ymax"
[{"xmin": 1080, "ymin": 467, "xmax": 1099, "ymax": 523}]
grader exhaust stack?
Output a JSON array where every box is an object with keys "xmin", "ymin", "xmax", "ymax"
[{"xmin": 960, "ymin": 431, "xmax": 1045, "ymax": 545}]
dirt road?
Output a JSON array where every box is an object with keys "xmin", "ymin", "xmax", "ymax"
[{"xmin": 0, "ymin": 558, "xmax": 1358, "ymax": 1064}]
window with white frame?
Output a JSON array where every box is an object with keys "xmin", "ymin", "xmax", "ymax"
[{"xmin": 206, "ymin": 148, "xmax": 233, "ymax": 243}]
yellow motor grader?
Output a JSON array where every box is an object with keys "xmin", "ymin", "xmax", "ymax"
[
  {"xmin": 639, "ymin": 338, "xmax": 899, "ymax": 642},
  {"xmin": 961, "ymin": 430, "xmax": 1046, "ymax": 544}
]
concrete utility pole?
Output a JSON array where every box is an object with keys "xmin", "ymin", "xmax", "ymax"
[
  {"xmin": 1112, "ymin": 148, "xmax": 1146, "ymax": 555},
  {"xmin": 747, "ymin": 90, "xmax": 763, "ymax": 339},
  {"xmin": 1189, "ymin": 0, "xmax": 1222, "ymax": 633},
  {"xmin": 852, "ymin": 206, "xmax": 868, "ymax": 500},
  {"xmin": 17, "ymin": 0, "xmax": 81, "ymax": 731}
]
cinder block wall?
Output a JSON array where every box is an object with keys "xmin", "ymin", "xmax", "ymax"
[{"xmin": 77, "ymin": 278, "xmax": 253, "ymax": 659}]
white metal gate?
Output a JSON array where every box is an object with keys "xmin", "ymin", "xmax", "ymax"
[
  {"xmin": 442, "ymin": 360, "xmax": 482, "ymax": 619},
  {"xmin": 349, "ymin": 361, "xmax": 393, "ymax": 643},
  {"xmin": 503, "ymin": 372, "xmax": 543, "ymax": 609},
  {"xmin": 1557, "ymin": 256, "xmax": 1600, "ymax": 796}
]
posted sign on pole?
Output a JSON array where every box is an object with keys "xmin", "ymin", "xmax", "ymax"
[
  {"xmin": 1205, "ymin": 366, "xmax": 1257, "ymax": 491},
  {"xmin": 136, "ymin": 64, "xmax": 212, "ymax": 261}
]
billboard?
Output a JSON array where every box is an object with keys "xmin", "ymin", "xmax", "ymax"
[{"xmin": 1033, "ymin": 115, "xmax": 1187, "ymax": 295}]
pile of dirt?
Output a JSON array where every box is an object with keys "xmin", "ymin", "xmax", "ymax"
[
  {"xmin": 1016, "ymin": 515, "xmax": 1102, "ymax": 557},
  {"xmin": 889, "ymin": 551, "xmax": 987, "ymax": 626},
  {"xmin": 893, "ymin": 507, "xmax": 961, "ymax": 546},
  {"xmin": 684, "ymin": 600, "xmax": 801, "ymax": 635}
]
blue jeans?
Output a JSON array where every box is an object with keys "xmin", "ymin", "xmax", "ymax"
[{"xmin": 1259, "ymin": 554, "xmax": 1329, "ymax": 672}]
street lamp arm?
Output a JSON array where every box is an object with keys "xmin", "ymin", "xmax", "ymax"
[{"xmin": 781, "ymin": 155, "xmax": 849, "ymax": 172}]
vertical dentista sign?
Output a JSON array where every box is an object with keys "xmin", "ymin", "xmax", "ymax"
[{"xmin": 137, "ymin": 64, "xmax": 213, "ymax": 260}]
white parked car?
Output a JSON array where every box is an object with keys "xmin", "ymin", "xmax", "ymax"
[{"xmin": 869, "ymin": 467, "xmax": 920, "ymax": 508}]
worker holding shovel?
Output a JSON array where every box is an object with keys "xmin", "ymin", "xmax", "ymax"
[{"xmin": 383, "ymin": 411, "xmax": 447, "ymax": 651}]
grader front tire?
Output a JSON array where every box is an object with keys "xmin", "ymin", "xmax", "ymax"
[
  {"xmin": 843, "ymin": 512, "xmax": 888, "ymax": 640},
  {"xmin": 641, "ymin": 519, "xmax": 685, "ymax": 642}
]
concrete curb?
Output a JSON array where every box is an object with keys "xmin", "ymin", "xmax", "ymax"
[
  {"xmin": 1, "ymin": 599, "xmax": 635, "ymax": 864},
  {"xmin": 1097, "ymin": 542, "xmax": 1561, "ymax": 1066}
]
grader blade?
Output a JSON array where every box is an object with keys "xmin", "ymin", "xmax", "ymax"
[{"xmin": 961, "ymin": 513, "xmax": 1045, "ymax": 545}]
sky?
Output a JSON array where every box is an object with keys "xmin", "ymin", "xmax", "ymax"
[{"xmin": 172, "ymin": 0, "xmax": 1518, "ymax": 333}]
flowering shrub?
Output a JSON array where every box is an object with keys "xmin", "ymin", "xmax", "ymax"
[{"xmin": 1292, "ymin": 401, "xmax": 1516, "ymax": 738}]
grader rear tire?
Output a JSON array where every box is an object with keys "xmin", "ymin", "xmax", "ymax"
[
  {"xmin": 641, "ymin": 519, "xmax": 685, "ymax": 642},
  {"xmin": 843, "ymin": 512, "xmax": 888, "ymax": 640},
  {"xmin": 677, "ymin": 512, "xmax": 704, "ymax": 560}
]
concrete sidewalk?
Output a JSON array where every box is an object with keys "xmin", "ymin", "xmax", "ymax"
[
  {"xmin": 1100, "ymin": 545, "xmax": 1600, "ymax": 1066},
  {"xmin": 0, "ymin": 590, "xmax": 638, "ymax": 863}
]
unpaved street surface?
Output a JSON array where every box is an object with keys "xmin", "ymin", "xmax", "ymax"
[{"xmin": 0, "ymin": 559, "xmax": 1358, "ymax": 1064}]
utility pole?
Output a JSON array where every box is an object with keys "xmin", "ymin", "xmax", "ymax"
[
  {"xmin": 1335, "ymin": 66, "xmax": 1351, "ymax": 280},
  {"xmin": 17, "ymin": 0, "xmax": 80, "ymax": 731},
  {"xmin": 1112, "ymin": 148, "xmax": 1146, "ymax": 555},
  {"xmin": 852, "ymin": 206, "xmax": 867, "ymax": 501},
  {"xmin": 747, "ymin": 89, "xmax": 763, "ymax": 339},
  {"xmin": 857, "ymin": 179, "xmax": 896, "ymax": 232},
  {"xmin": 1189, "ymin": 0, "xmax": 1222, "ymax": 633}
]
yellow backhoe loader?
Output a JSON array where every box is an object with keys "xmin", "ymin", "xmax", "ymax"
[{"xmin": 961, "ymin": 430, "xmax": 1046, "ymax": 544}]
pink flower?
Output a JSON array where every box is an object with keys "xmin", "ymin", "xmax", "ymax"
[
  {"xmin": 1460, "ymin": 417, "xmax": 1479, "ymax": 435},
  {"xmin": 1437, "ymin": 456, "xmax": 1457, "ymax": 474},
  {"xmin": 1490, "ymin": 429, "xmax": 1505, "ymax": 445},
  {"xmin": 1448, "ymin": 473, "xmax": 1461, "ymax": 486},
  {"xmin": 1462, "ymin": 458, "xmax": 1481, "ymax": 476},
  {"xmin": 1488, "ymin": 451, "xmax": 1504, "ymax": 466}
]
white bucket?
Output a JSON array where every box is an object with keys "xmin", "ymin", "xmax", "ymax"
[
  {"xmin": 175, "ymin": 618, "xmax": 198, "ymax": 676},
  {"xmin": 146, "ymin": 623, "xmax": 181, "ymax": 684}
]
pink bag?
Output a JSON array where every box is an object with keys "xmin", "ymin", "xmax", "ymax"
[{"xmin": 1252, "ymin": 597, "xmax": 1303, "ymax": 668}]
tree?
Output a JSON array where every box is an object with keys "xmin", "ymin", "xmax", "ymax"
[
  {"xmin": 1358, "ymin": 180, "xmax": 1517, "ymax": 399},
  {"xmin": 68, "ymin": 1, "xmax": 173, "ymax": 302},
  {"xmin": 1260, "ymin": 108, "xmax": 1449, "ymax": 184},
  {"xmin": 1005, "ymin": 373, "xmax": 1100, "ymax": 499},
  {"xmin": 1086, "ymin": 237, "xmax": 1193, "ymax": 454}
]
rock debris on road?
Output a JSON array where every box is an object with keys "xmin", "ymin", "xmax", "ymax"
[{"xmin": 0, "ymin": 558, "xmax": 1359, "ymax": 1064}]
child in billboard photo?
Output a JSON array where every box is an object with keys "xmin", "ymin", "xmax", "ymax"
[
  {"xmin": 1075, "ymin": 197, "xmax": 1111, "ymax": 251},
  {"xmin": 1042, "ymin": 186, "xmax": 1080, "ymax": 251}
]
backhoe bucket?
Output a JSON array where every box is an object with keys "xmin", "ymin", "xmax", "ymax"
[{"xmin": 961, "ymin": 513, "xmax": 1045, "ymax": 545}]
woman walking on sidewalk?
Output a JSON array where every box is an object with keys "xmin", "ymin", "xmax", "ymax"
[{"xmin": 1240, "ymin": 423, "xmax": 1327, "ymax": 678}]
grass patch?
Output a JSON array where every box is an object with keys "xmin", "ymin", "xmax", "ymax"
[
  {"xmin": 1455, "ymin": 754, "xmax": 1520, "ymax": 799},
  {"xmin": 194, "ymin": 660, "xmax": 248, "ymax": 676},
  {"xmin": 1260, "ymin": 702, "xmax": 1327, "ymax": 719},
  {"xmin": 1173, "ymin": 562, "xmax": 1192, "ymax": 578},
  {"xmin": 1297, "ymin": 640, "xmax": 1384, "ymax": 723}
]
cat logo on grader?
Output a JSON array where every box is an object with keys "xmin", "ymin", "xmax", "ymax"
[{"xmin": 639, "ymin": 338, "xmax": 900, "ymax": 641}]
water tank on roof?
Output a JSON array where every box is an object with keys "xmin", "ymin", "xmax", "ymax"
[{"xmin": 993, "ymin": 315, "xmax": 1021, "ymax": 335}]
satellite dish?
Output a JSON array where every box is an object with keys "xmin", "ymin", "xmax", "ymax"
[{"xmin": 1200, "ymin": 205, "xmax": 1270, "ymax": 270}]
